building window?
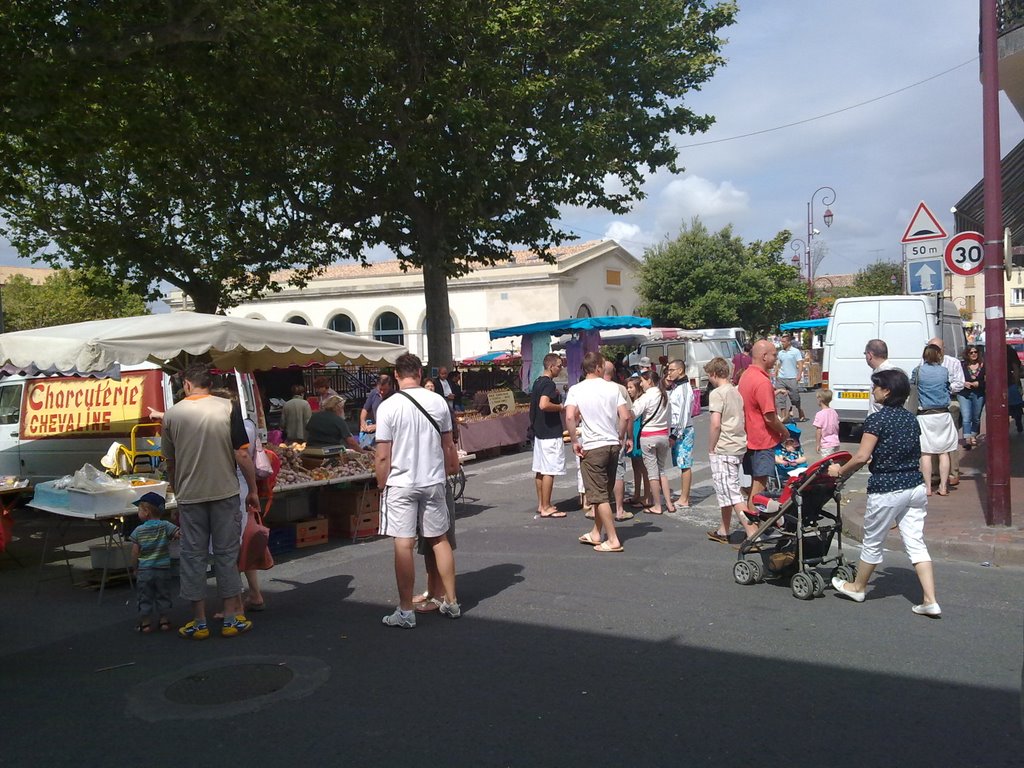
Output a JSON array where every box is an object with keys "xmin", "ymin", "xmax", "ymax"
[
  {"xmin": 1013, "ymin": 289, "xmax": 1024, "ymax": 306},
  {"xmin": 286, "ymin": 316, "xmax": 308, "ymax": 325},
  {"xmin": 328, "ymin": 313, "xmax": 355, "ymax": 333},
  {"xmin": 576, "ymin": 303, "xmax": 592, "ymax": 318},
  {"xmin": 965, "ymin": 295, "xmax": 975, "ymax": 315},
  {"xmin": 606, "ymin": 305, "xmax": 618, "ymax": 316},
  {"xmin": 374, "ymin": 311, "xmax": 405, "ymax": 345},
  {"xmin": 606, "ymin": 269, "xmax": 621, "ymax": 286},
  {"xmin": 965, "ymin": 275, "xmax": 974, "ymax": 288}
]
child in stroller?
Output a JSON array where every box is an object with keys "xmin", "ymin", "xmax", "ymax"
[{"xmin": 768, "ymin": 424, "xmax": 806, "ymax": 493}]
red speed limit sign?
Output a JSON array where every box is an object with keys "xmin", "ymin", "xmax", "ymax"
[{"xmin": 944, "ymin": 231, "xmax": 985, "ymax": 276}]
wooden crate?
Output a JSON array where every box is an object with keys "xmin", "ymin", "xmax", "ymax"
[
  {"xmin": 319, "ymin": 486, "xmax": 379, "ymax": 517},
  {"xmin": 328, "ymin": 509, "xmax": 380, "ymax": 541},
  {"xmin": 295, "ymin": 518, "xmax": 328, "ymax": 548}
]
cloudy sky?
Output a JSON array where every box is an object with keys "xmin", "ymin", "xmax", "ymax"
[
  {"xmin": 2, "ymin": 2, "xmax": 1021, "ymax": 285},
  {"xmin": 559, "ymin": 1, "xmax": 1024, "ymax": 277}
]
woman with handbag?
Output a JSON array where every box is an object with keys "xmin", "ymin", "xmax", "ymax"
[
  {"xmin": 958, "ymin": 345, "xmax": 985, "ymax": 448},
  {"xmin": 911, "ymin": 344, "xmax": 957, "ymax": 497},
  {"xmin": 633, "ymin": 370, "xmax": 673, "ymax": 514},
  {"xmin": 624, "ymin": 377, "xmax": 652, "ymax": 510},
  {"xmin": 213, "ymin": 388, "xmax": 271, "ymax": 613}
]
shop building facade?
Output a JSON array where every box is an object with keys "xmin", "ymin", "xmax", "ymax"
[{"xmin": 165, "ymin": 239, "xmax": 641, "ymax": 363}]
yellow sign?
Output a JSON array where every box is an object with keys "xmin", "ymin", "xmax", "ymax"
[
  {"xmin": 486, "ymin": 389, "xmax": 516, "ymax": 415},
  {"xmin": 22, "ymin": 372, "xmax": 160, "ymax": 439}
]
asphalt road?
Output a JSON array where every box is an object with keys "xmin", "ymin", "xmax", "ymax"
[{"xmin": 1, "ymin": 392, "xmax": 1021, "ymax": 767}]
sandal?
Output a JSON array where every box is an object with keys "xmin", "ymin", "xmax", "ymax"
[
  {"xmin": 415, "ymin": 597, "xmax": 443, "ymax": 613},
  {"xmin": 412, "ymin": 591, "xmax": 432, "ymax": 605},
  {"xmin": 158, "ymin": 618, "xmax": 171, "ymax": 631},
  {"xmin": 615, "ymin": 511, "xmax": 635, "ymax": 521},
  {"xmin": 135, "ymin": 621, "xmax": 153, "ymax": 634}
]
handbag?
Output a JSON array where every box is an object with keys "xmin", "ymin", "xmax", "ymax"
[
  {"xmin": 689, "ymin": 384, "xmax": 701, "ymax": 418},
  {"xmin": 238, "ymin": 507, "xmax": 273, "ymax": 571},
  {"xmin": 628, "ymin": 399, "xmax": 661, "ymax": 459}
]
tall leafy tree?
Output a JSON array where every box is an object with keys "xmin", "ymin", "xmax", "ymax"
[
  {"xmin": 2, "ymin": 270, "xmax": 148, "ymax": 331},
  {"xmin": 0, "ymin": 2, "xmax": 368, "ymax": 313},
  {"xmin": 0, "ymin": 1, "xmax": 738, "ymax": 368},
  {"xmin": 847, "ymin": 260, "xmax": 903, "ymax": 297},
  {"xmin": 637, "ymin": 218, "xmax": 807, "ymax": 335},
  {"xmin": 334, "ymin": 0, "xmax": 738, "ymax": 366}
]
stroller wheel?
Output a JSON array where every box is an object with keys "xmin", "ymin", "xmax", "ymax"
[
  {"xmin": 832, "ymin": 564, "xmax": 856, "ymax": 584},
  {"xmin": 733, "ymin": 560, "xmax": 758, "ymax": 586},
  {"xmin": 790, "ymin": 572, "xmax": 815, "ymax": 600},
  {"xmin": 811, "ymin": 572, "xmax": 827, "ymax": 597}
]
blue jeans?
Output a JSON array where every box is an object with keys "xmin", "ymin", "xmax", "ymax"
[{"xmin": 957, "ymin": 391, "xmax": 985, "ymax": 438}]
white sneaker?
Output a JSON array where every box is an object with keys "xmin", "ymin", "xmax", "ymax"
[
  {"xmin": 912, "ymin": 602, "xmax": 942, "ymax": 618},
  {"xmin": 439, "ymin": 599, "xmax": 461, "ymax": 619},
  {"xmin": 382, "ymin": 608, "xmax": 416, "ymax": 628}
]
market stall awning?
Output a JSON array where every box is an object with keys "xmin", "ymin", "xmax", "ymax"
[
  {"xmin": 780, "ymin": 318, "xmax": 830, "ymax": 331},
  {"xmin": 0, "ymin": 312, "xmax": 407, "ymax": 375},
  {"xmin": 489, "ymin": 315, "xmax": 651, "ymax": 340},
  {"xmin": 459, "ymin": 350, "xmax": 519, "ymax": 365},
  {"xmin": 954, "ymin": 136, "xmax": 1024, "ymax": 246}
]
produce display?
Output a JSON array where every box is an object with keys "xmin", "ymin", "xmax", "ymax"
[
  {"xmin": 272, "ymin": 443, "xmax": 374, "ymax": 489},
  {"xmin": 456, "ymin": 403, "xmax": 530, "ymax": 422}
]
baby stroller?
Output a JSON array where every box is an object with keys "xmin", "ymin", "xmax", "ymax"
[{"xmin": 733, "ymin": 451, "xmax": 855, "ymax": 600}]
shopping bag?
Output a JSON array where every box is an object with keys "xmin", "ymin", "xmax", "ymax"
[{"xmin": 238, "ymin": 508, "xmax": 273, "ymax": 571}]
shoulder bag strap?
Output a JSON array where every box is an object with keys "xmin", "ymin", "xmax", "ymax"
[{"xmin": 398, "ymin": 390, "xmax": 442, "ymax": 435}]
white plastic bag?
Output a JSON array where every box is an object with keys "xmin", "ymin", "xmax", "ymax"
[{"xmin": 68, "ymin": 464, "xmax": 130, "ymax": 492}]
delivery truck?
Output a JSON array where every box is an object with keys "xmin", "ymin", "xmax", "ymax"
[{"xmin": 0, "ymin": 363, "xmax": 264, "ymax": 483}]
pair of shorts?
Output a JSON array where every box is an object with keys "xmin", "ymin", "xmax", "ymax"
[
  {"xmin": 640, "ymin": 434, "xmax": 671, "ymax": 478},
  {"xmin": 579, "ymin": 444, "xmax": 619, "ymax": 505},
  {"xmin": 742, "ymin": 447, "xmax": 775, "ymax": 479},
  {"xmin": 532, "ymin": 436, "xmax": 566, "ymax": 475},
  {"xmin": 779, "ymin": 378, "xmax": 801, "ymax": 406},
  {"xmin": 709, "ymin": 453, "xmax": 744, "ymax": 507},
  {"xmin": 671, "ymin": 425, "xmax": 695, "ymax": 470},
  {"xmin": 380, "ymin": 483, "xmax": 450, "ymax": 539},
  {"xmin": 616, "ymin": 446, "xmax": 627, "ymax": 482}
]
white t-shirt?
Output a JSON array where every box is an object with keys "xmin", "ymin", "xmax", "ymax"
[
  {"xmin": 375, "ymin": 387, "xmax": 453, "ymax": 488},
  {"xmin": 867, "ymin": 359, "xmax": 897, "ymax": 415},
  {"xmin": 565, "ymin": 377, "xmax": 627, "ymax": 449},
  {"xmin": 632, "ymin": 388, "xmax": 670, "ymax": 433}
]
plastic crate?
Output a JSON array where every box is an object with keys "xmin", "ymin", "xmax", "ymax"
[{"xmin": 268, "ymin": 525, "xmax": 297, "ymax": 556}]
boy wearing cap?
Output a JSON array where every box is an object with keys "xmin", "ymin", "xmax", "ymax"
[{"xmin": 129, "ymin": 492, "xmax": 180, "ymax": 633}]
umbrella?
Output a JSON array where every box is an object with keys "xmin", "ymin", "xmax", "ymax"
[{"xmin": 0, "ymin": 312, "xmax": 406, "ymax": 375}]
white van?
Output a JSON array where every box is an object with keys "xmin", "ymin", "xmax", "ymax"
[
  {"xmin": 694, "ymin": 327, "xmax": 749, "ymax": 348},
  {"xmin": 622, "ymin": 329, "xmax": 725, "ymax": 402},
  {"xmin": 823, "ymin": 295, "xmax": 966, "ymax": 433},
  {"xmin": 0, "ymin": 364, "xmax": 265, "ymax": 483}
]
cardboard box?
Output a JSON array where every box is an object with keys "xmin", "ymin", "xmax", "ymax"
[
  {"xmin": 318, "ymin": 486, "xmax": 379, "ymax": 517},
  {"xmin": 328, "ymin": 509, "xmax": 380, "ymax": 540},
  {"xmin": 295, "ymin": 518, "xmax": 328, "ymax": 548}
]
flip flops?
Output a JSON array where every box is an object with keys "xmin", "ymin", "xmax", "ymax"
[
  {"xmin": 539, "ymin": 510, "xmax": 567, "ymax": 518},
  {"xmin": 593, "ymin": 541, "xmax": 624, "ymax": 553},
  {"xmin": 578, "ymin": 533, "xmax": 602, "ymax": 545},
  {"xmin": 615, "ymin": 511, "xmax": 635, "ymax": 521}
]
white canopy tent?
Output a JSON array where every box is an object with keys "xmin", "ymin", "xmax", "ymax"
[{"xmin": 0, "ymin": 312, "xmax": 406, "ymax": 375}]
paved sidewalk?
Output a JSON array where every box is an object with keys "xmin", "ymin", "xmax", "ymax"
[{"xmin": 841, "ymin": 427, "xmax": 1024, "ymax": 566}]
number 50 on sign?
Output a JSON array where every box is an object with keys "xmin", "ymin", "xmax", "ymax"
[{"xmin": 944, "ymin": 231, "xmax": 985, "ymax": 277}]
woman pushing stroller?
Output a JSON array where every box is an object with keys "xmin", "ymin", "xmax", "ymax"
[{"xmin": 827, "ymin": 368, "xmax": 941, "ymax": 617}]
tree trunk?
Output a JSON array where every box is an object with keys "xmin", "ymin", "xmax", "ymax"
[
  {"xmin": 421, "ymin": 257, "xmax": 454, "ymax": 369},
  {"xmin": 183, "ymin": 283, "xmax": 221, "ymax": 314}
]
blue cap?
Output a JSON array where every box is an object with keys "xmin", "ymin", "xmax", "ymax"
[{"xmin": 133, "ymin": 491, "xmax": 166, "ymax": 511}]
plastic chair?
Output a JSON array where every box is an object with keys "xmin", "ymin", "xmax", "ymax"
[{"xmin": 111, "ymin": 423, "xmax": 162, "ymax": 476}]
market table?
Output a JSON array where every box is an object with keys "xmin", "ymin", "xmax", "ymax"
[
  {"xmin": 457, "ymin": 411, "xmax": 531, "ymax": 454},
  {"xmin": 27, "ymin": 500, "xmax": 138, "ymax": 604}
]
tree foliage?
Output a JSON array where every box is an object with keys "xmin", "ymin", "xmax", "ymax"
[
  {"xmin": 847, "ymin": 260, "xmax": 903, "ymax": 297},
  {"xmin": 2, "ymin": 270, "xmax": 148, "ymax": 331},
  {"xmin": 0, "ymin": 1, "xmax": 738, "ymax": 366},
  {"xmin": 637, "ymin": 219, "xmax": 807, "ymax": 335}
]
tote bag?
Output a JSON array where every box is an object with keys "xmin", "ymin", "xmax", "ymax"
[{"xmin": 238, "ymin": 507, "xmax": 274, "ymax": 571}]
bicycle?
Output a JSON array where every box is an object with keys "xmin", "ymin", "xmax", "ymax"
[{"xmin": 448, "ymin": 466, "xmax": 466, "ymax": 502}]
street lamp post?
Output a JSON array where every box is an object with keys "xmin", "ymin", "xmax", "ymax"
[{"xmin": 805, "ymin": 186, "xmax": 836, "ymax": 308}]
